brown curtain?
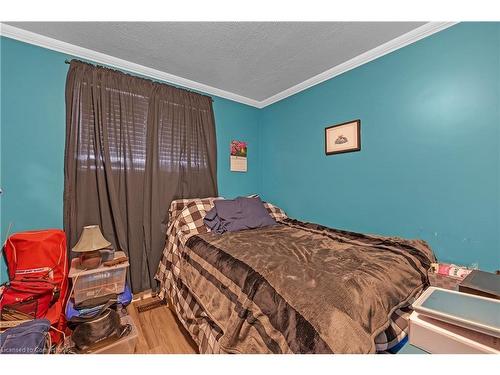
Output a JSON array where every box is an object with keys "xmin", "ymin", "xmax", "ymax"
[{"xmin": 64, "ymin": 60, "xmax": 218, "ymax": 292}]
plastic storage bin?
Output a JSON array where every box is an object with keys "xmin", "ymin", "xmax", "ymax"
[
  {"xmin": 409, "ymin": 312, "xmax": 499, "ymax": 354},
  {"xmin": 68, "ymin": 251, "xmax": 129, "ymax": 304},
  {"xmin": 88, "ymin": 315, "xmax": 138, "ymax": 354}
]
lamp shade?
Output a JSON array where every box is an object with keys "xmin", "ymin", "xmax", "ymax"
[{"xmin": 72, "ymin": 225, "xmax": 112, "ymax": 253}]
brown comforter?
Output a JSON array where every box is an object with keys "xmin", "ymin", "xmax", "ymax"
[{"xmin": 180, "ymin": 218, "xmax": 435, "ymax": 354}]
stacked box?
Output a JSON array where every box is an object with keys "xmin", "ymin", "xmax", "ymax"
[{"xmin": 68, "ymin": 251, "xmax": 129, "ymax": 304}]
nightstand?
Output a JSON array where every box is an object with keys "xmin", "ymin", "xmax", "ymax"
[{"xmin": 459, "ymin": 270, "xmax": 500, "ymax": 300}]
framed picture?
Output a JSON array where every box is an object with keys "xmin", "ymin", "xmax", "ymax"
[{"xmin": 325, "ymin": 119, "xmax": 361, "ymax": 155}]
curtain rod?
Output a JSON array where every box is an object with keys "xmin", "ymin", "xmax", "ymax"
[{"xmin": 63, "ymin": 59, "xmax": 214, "ymax": 101}]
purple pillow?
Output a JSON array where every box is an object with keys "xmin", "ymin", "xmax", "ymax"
[{"xmin": 204, "ymin": 197, "xmax": 277, "ymax": 234}]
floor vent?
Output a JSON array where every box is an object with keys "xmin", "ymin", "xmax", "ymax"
[{"xmin": 135, "ymin": 297, "xmax": 166, "ymax": 313}]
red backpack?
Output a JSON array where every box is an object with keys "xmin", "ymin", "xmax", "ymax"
[{"xmin": 1, "ymin": 229, "xmax": 69, "ymax": 342}]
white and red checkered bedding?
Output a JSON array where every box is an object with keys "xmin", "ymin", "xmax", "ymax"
[{"xmin": 155, "ymin": 197, "xmax": 418, "ymax": 353}]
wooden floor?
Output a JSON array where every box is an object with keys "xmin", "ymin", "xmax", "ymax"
[{"xmin": 127, "ymin": 301, "xmax": 198, "ymax": 354}]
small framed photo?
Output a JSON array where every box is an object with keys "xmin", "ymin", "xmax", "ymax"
[{"xmin": 325, "ymin": 119, "xmax": 361, "ymax": 155}]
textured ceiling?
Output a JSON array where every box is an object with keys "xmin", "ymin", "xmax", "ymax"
[{"xmin": 6, "ymin": 22, "xmax": 425, "ymax": 101}]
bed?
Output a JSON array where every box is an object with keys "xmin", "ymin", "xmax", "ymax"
[{"xmin": 155, "ymin": 197, "xmax": 435, "ymax": 354}]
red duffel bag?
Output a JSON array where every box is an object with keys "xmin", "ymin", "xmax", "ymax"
[
  {"xmin": 1, "ymin": 229, "xmax": 69, "ymax": 343},
  {"xmin": 0, "ymin": 279, "xmax": 59, "ymax": 318}
]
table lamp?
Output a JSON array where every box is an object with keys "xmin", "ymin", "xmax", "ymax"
[{"xmin": 72, "ymin": 225, "xmax": 112, "ymax": 269}]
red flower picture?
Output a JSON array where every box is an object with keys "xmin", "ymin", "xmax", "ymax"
[{"xmin": 230, "ymin": 140, "xmax": 247, "ymax": 157}]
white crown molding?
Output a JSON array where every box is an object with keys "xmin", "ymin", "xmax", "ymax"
[
  {"xmin": 1, "ymin": 22, "xmax": 457, "ymax": 109},
  {"xmin": 257, "ymin": 22, "xmax": 458, "ymax": 108},
  {"xmin": 0, "ymin": 23, "xmax": 261, "ymax": 108}
]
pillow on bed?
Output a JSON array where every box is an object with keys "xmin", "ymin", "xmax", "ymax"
[{"xmin": 204, "ymin": 196, "xmax": 277, "ymax": 234}]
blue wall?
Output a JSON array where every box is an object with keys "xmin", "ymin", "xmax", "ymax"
[
  {"xmin": 213, "ymin": 98, "xmax": 261, "ymax": 198},
  {"xmin": 260, "ymin": 23, "xmax": 500, "ymax": 271},
  {"xmin": 0, "ymin": 37, "xmax": 261, "ymax": 284},
  {"xmin": 1, "ymin": 23, "xmax": 499, "ymax": 285}
]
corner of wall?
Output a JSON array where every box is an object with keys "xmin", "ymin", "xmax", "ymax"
[{"xmin": 257, "ymin": 106, "xmax": 264, "ymax": 199}]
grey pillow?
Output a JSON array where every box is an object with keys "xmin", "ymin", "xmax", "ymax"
[{"xmin": 204, "ymin": 197, "xmax": 277, "ymax": 234}]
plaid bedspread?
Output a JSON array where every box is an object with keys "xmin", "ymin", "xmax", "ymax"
[{"xmin": 155, "ymin": 197, "xmax": 425, "ymax": 353}]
